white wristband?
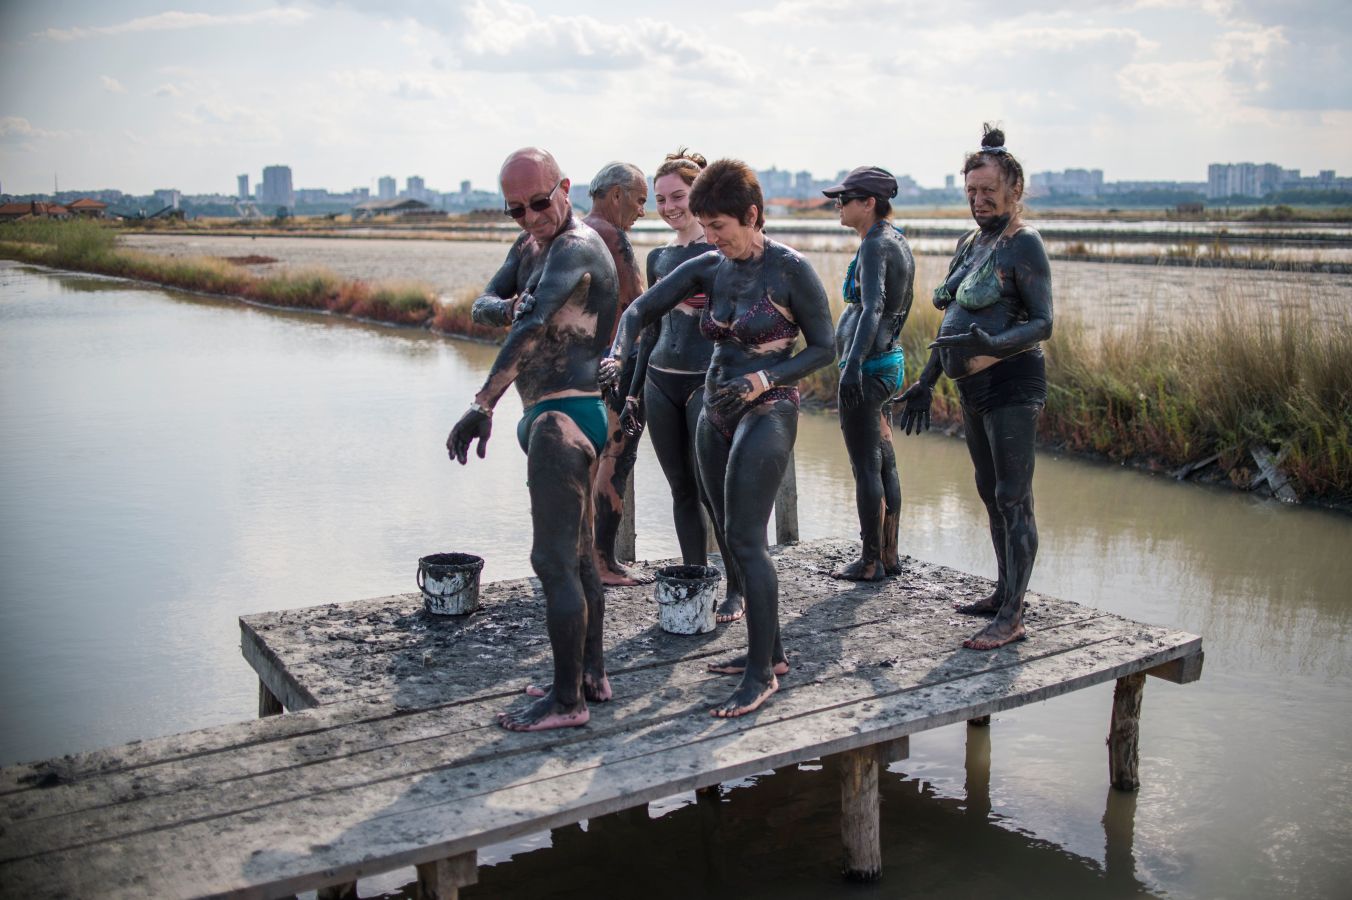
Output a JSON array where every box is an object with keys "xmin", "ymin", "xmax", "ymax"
[
  {"xmin": 755, "ymin": 370, "xmax": 772, "ymax": 392},
  {"xmin": 469, "ymin": 401, "xmax": 493, "ymax": 418}
]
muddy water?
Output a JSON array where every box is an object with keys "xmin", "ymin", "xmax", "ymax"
[{"xmin": 1, "ymin": 263, "xmax": 1349, "ymax": 898}]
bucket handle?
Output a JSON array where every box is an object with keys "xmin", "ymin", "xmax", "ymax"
[{"xmin": 416, "ymin": 564, "xmax": 426, "ymax": 594}]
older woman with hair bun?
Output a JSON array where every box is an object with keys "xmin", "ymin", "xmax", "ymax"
[
  {"xmin": 603, "ymin": 158, "xmax": 834, "ymax": 717},
  {"xmin": 620, "ymin": 149, "xmax": 747, "ymax": 621},
  {"xmin": 897, "ymin": 124, "xmax": 1053, "ymax": 651}
]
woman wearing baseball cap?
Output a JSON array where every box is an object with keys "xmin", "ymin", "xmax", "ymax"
[{"xmin": 822, "ymin": 166, "xmax": 915, "ymax": 581}]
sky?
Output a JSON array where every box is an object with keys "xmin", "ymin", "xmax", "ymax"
[{"xmin": 1, "ymin": 0, "xmax": 1348, "ymax": 196}]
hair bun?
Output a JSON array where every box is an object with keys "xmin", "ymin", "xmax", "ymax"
[
  {"xmin": 981, "ymin": 123, "xmax": 1006, "ymax": 148},
  {"xmin": 666, "ymin": 147, "xmax": 707, "ymax": 169}
]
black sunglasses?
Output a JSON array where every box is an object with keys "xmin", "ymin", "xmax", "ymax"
[
  {"xmin": 504, "ymin": 180, "xmax": 563, "ymax": 219},
  {"xmin": 835, "ymin": 193, "xmax": 871, "ymax": 206}
]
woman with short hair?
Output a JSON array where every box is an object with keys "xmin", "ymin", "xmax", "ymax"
[{"xmin": 603, "ymin": 158, "xmax": 834, "ymax": 716}]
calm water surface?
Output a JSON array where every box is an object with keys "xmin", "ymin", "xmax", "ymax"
[{"xmin": 1, "ymin": 263, "xmax": 1350, "ymax": 899}]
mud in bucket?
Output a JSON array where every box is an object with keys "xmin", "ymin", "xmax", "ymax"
[
  {"xmin": 417, "ymin": 552, "xmax": 485, "ymax": 616},
  {"xmin": 653, "ymin": 565, "xmax": 721, "ymax": 635}
]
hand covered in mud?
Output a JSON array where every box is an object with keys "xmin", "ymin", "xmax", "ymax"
[
  {"xmin": 512, "ymin": 291, "xmax": 535, "ymax": 322},
  {"xmin": 447, "ymin": 407, "xmax": 492, "ymax": 464},
  {"xmin": 708, "ymin": 374, "xmax": 763, "ymax": 416},
  {"xmin": 839, "ymin": 362, "xmax": 864, "ymax": 411},
  {"xmin": 895, "ymin": 381, "xmax": 932, "ymax": 435},
  {"xmin": 620, "ymin": 396, "xmax": 645, "ymax": 437},
  {"xmin": 470, "ymin": 294, "xmax": 516, "ymax": 327},
  {"xmin": 929, "ymin": 324, "xmax": 997, "ymax": 353},
  {"xmin": 597, "ymin": 354, "xmax": 622, "ymax": 400}
]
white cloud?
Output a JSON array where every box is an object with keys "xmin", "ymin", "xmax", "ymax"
[
  {"xmin": 154, "ymin": 84, "xmax": 184, "ymax": 98},
  {"xmin": 0, "ymin": 117, "xmax": 63, "ymax": 141},
  {"xmin": 38, "ymin": 9, "xmax": 311, "ymax": 42},
  {"xmin": 460, "ymin": 0, "xmax": 754, "ymax": 83},
  {"xmin": 100, "ymin": 75, "xmax": 127, "ymax": 94}
]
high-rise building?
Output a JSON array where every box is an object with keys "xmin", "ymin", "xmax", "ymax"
[
  {"xmin": 153, "ymin": 189, "xmax": 181, "ymax": 210},
  {"xmin": 407, "ymin": 175, "xmax": 427, "ymax": 202},
  {"xmin": 258, "ymin": 165, "xmax": 294, "ymax": 209},
  {"xmin": 378, "ymin": 176, "xmax": 396, "ymax": 201},
  {"xmin": 460, "ymin": 180, "xmax": 471, "ymax": 196},
  {"xmin": 237, "ymin": 174, "xmax": 249, "ymax": 200}
]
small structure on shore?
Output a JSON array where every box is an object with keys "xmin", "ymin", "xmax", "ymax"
[{"xmin": 351, "ymin": 197, "xmax": 445, "ymax": 221}]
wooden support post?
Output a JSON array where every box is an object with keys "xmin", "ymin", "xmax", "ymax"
[
  {"xmin": 965, "ymin": 719, "xmax": 992, "ymax": 820},
  {"xmin": 967, "ymin": 714, "xmax": 991, "ymax": 726},
  {"xmin": 317, "ymin": 881, "xmax": 358, "ymax": 899},
  {"xmin": 837, "ymin": 747, "xmax": 881, "ymax": 882},
  {"xmin": 618, "ymin": 468, "xmax": 636, "ymax": 563},
  {"xmin": 877, "ymin": 736, "xmax": 909, "ymax": 765},
  {"xmin": 774, "ymin": 449, "xmax": 799, "ymax": 546},
  {"xmin": 258, "ymin": 680, "xmax": 283, "ymax": 718},
  {"xmin": 1146, "ymin": 651, "xmax": 1204, "ymax": 685},
  {"xmin": 1108, "ymin": 672, "xmax": 1146, "ymax": 791},
  {"xmin": 416, "ymin": 850, "xmax": 477, "ymax": 900}
]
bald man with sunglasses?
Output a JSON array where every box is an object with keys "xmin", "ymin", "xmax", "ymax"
[{"xmin": 449, "ymin": 146, "xmax": 620, "ymax": 732}]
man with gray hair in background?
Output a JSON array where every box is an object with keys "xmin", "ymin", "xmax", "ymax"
[{"xmin": 584, "ymin": 161, "xmax": 652, "ymax": 587}]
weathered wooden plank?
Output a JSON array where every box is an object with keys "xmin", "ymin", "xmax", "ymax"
[
  {"xmin": 618, "ymin": 468, "xmax": 636, "ymax": 563},
  {"xmin": 0, "ymin": 631, "xmax": 1197, "ymax": 899},
  {"xmin": 1, "ymin": 618, "xmax": 1193, "ymax": 866},
  {"xmin": 1108, "ymin": 672, "xmax": 1146, "ymax": 791},
  {"xmin": 0, "ymin": 603, "xmax": 1123, "ymax": 830},
  {"xmin": 1146, "ymin": 650, "xmax": 1204, "ymax": 684}
]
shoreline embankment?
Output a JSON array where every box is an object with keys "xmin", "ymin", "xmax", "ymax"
[{"xmin": 3, "ymin": 219, "xmax": 1347, "ymax": 510}]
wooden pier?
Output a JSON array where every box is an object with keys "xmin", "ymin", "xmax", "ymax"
[{"xmin": 0, "ymin": 539, "xmax": 1202, "ymax": 898}]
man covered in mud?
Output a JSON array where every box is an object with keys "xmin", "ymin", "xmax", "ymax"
[
  {"xmin": 584, "ymin": 161, "xmax": 652, "ymax": 586},
  {"xmin": 448, "ymin": 147, "xmax": 618, "ymax": 731}
]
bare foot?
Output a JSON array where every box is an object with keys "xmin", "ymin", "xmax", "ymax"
[
  {"xmin": 962, "ymin": 619, "xmax": 1026, "ymax": 651},
  {"xmin": 883, "ymin": 559, "xmax": 903, "ymax": 576},
  {"xmin": 830, "ymin": 557, "xmax": 885, "ymax": 581},
  {"xmin": 597, "ymin": 557, "xmax": 655, "ymax": 587},
  {"xmin": 712, "ymin": 674, "xmax": 779, "ymax": 718},
  {"xmin": 525, "ymin": 671, "xmax": 613, "ymax": 702},
  {"xmin": 955, "ymin": 590, "xmax": 1003, "ymax": 616},
  {"xmin": 707, "ymin": 654, "xmax": 789, "ymax": 676},
  {"xmin": 715, "ymin": 591, "xmax": 744, "ymax": 623},
  {"xmin": 497, "ymin": 689, "xmax": 590, "ymax": 732}
]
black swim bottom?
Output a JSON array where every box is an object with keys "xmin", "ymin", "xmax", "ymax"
[
  {"xmin": 956, "ymin": 350, "xmax": 1046, "ymax": 417},
  {"xmin": 646, "ymin": 367, "xmax": 706, "ymax": 411}
]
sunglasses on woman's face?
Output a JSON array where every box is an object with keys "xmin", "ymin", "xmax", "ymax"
[
  {"xmin": 834, "ymin": 194, "xmax": 869, "ymax": 208},
  {"xmin": 504, "ymin": 180, "xmax": 563, "ymax": 219}
]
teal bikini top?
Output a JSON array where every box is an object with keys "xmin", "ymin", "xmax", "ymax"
[
  {"xmin": 842, "ymin": 222, "xmax": 905, "ymax": 304},
  {"xmin": 933, "ymin": 232, "xmax": 1003, "ymax": 312}
]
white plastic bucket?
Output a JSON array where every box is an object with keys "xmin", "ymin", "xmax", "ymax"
[
  {"xmin": 417, "ymin": 552, "xmax": 484, "ymax": 616},
  {"xmin": 653, "ymin": 564, "xmax": 721, "ymax": 634}
]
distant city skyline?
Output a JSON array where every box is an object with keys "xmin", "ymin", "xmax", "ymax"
[{"xmin": 3, "ymin": 1, "xmax": 1348, "ymax": 196}]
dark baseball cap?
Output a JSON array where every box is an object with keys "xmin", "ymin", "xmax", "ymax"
[{"xmin": 822, "ymin": 165, "xmax": 899, "ymax": 199}]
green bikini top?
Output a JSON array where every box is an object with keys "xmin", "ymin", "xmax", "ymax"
[{"xmin": 933, "ymin": 232, "xmax": 1003, "ymax": 312}]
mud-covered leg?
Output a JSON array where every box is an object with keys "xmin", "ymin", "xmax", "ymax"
[
  {"xmin": 593, "ymin": 402, "xmax": 652, "ymax": 586},
  {"xmin": 646, "ymin": 376, "xmax": 708, "ymax": 566},
  {"xmin": 832, "ymin": 379, "xmax": 886, "ymax": 582},
  {"xmin": 879, "ymin": 401, "xmax": 903, "ymax": 575},
  {"xmin": 696, "ymin": 408, "xmax": 746, "ymax": 623},
  {"xmin": 500, "ymin": 413, "xmax": 596, "ymax": 731},
  {"xmin": 965, "ymin": 403, "xmax": 1039, "ymax": 651},
  {"xmin": 955, "ymin": 402, "xmax": 1007, "ymax": 616},
  {"xmin": 710, "ymin": 402, "xmax": 796, "ymax": 717}
]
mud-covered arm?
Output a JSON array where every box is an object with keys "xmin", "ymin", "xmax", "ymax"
[
  {"xmin": 470, "ymin": 235, "xmax": 527, "ymax": 326},
  {"xmin": 608, "ymin": 252, "xmax": 716, "ymax": 362},
  {"xmin": 762, "ymin": 254, "xmax": 835, "ymax": 386},
  {"xmin": 841, "ymin": 238, "xmax": 886, "ymax": 375},
  {"xmin": 472, "ymin": 233, "xmax": 591, "ymax": 410},
  {"xmin": 895, "ymin": 346, "xmax": 943, "ymax": 435}
]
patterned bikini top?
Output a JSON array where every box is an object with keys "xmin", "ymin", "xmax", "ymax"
[{"xmin": 699, "ymin": 292, "xmax": 799, "ymax": 346}]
